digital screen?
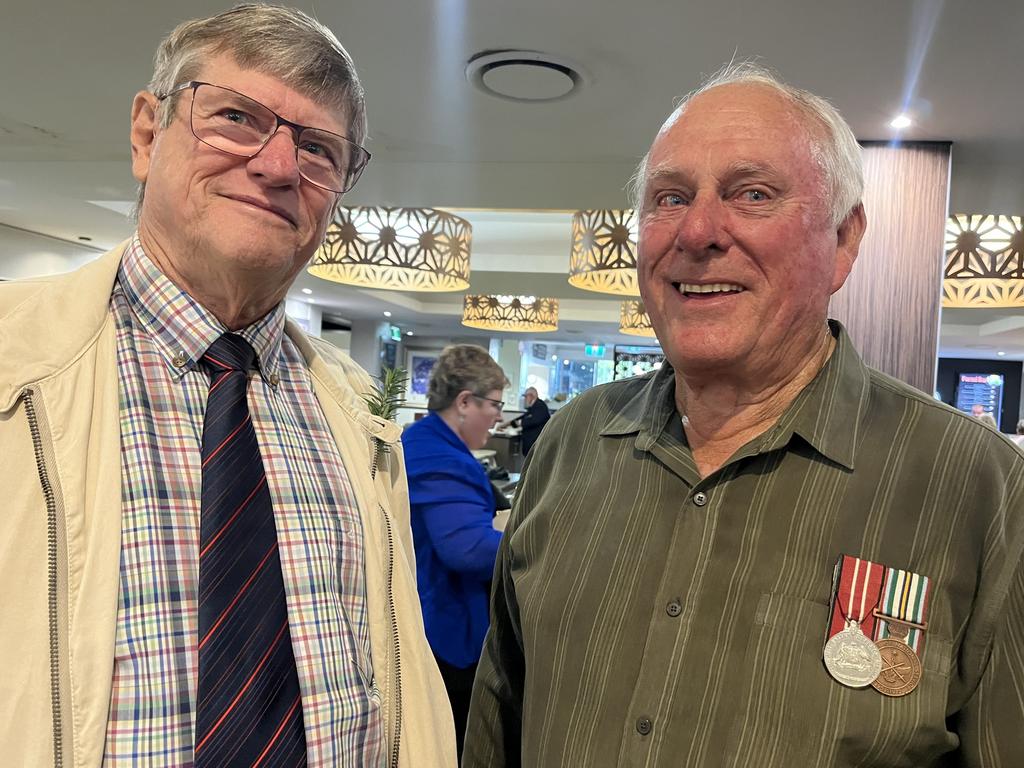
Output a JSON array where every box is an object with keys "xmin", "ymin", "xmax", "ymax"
[{"xmin": 955, "ymin": 372, "xmax": 1004, "ymax": 429}]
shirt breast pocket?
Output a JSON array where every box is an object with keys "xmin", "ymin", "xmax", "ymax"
[{"xmin": 723, "ymin": 592, "xmax": 954, "ymax": 768}]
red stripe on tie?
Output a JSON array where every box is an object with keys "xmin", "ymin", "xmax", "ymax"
[
  {"xmin": 199, "ymin": 476, "xmax": 268, "ymax": 559},
  {"xmin": 207, "ymin": 370, "xmax": 233, "ymax": 397},
  {"xmin": 251, "ymin": 696, "xmax": 303, "ymax": 768},
  {"xmin": 199, "ymin": 542, "xmax": 278, "ymax": 650},
  {"xmin": 202, "ymin": 415, "xmax": 251, "ymax": 468},
  {"xmin": 194, "ymin": 620, "xmax": 290, "ymax": 754},
  {"xmin": 204, "ymin": 353, "xmax": 233, "ymax": 370}
]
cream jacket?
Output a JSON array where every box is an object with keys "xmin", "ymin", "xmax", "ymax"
[{"xmin": 0, "ymin": 244, "xmax": 456, "ymax": 768}]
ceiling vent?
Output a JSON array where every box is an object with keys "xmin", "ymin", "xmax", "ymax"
[{"xmin": 465, "ymin": 50, "xmax": 584, "ymax": 103}]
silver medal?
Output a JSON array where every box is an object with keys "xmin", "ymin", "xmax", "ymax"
[{"xmin": 823, "ymin": 620, "xmax": 883, "ymax": 688}]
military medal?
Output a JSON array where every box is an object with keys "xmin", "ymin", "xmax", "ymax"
[
  {"xmin": 823, "ymin": 556, "xmax": 885, "ymax": 688},
  {"xmin": 871, "ymin": 566, "xmax": 932, "ymax": 697}
]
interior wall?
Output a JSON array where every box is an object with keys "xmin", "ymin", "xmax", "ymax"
[{"xmin": 829, "ymin": 142, "xmax": 951, "ymax": 394}]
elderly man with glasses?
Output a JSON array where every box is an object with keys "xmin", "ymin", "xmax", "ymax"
[{"xmin": 0, "ymin": 5, "xmax": 455, "ymax": 767}]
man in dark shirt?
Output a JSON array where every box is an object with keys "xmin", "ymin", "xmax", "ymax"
[{"xmin": 506, "ymin": 387, "xmax": 551, "ymax": 455}]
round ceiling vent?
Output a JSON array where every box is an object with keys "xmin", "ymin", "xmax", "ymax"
[{"xmin": 465, "ymin": 50, "xmax": 584, "ymax": 103}]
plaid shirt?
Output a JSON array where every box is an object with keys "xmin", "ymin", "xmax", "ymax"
[{"xmin": 104, "ymin": 237, "xmax": 385, "ymax": 766}]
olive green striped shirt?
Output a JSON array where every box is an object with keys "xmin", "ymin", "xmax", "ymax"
[{"xmin": 465, "ymin": 323, "xmax": 1024, "ymax": 767}]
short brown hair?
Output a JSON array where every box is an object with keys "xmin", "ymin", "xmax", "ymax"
[{"xmin": 427, "ymin": 345, "xmax": 508, "ymax": 411}]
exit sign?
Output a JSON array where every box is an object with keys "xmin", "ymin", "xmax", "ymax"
[
  {"xmin": 389, "ymin": 325, "xmax": 403, "ymax": 341},
  {"xmin": 584, "ymin": 344, "xmax": 606, "ymax": 357}
]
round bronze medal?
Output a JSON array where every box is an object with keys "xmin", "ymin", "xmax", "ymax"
[{"xmin": 871, "ymin": 639, "xmax": 922, "ymax": 697}]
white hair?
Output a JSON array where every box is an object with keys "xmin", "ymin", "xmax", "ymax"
[{"xmin": 627, "ymin": 61, "xmax": 863, "ymax": 227}]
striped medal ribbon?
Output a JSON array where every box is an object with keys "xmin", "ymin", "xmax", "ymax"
[
  {"xmin": 870, "ymin": 566, "xmax": 932, "ymax": 697},
  {"xmin": 823, "ymin": 555, "xmax": 885, "ymax": 688}
]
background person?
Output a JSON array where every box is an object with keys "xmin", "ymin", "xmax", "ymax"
[
  {"xmin": 0, "ymin": 5, "xmax": 454, "ymax": 765},
  {"xmin": 401, "ymin": 344, "xmax": 508, "ymax": 759},
  {"xmin": 501, "ymin": 386, "xmax": 551, "ymax": 456}
]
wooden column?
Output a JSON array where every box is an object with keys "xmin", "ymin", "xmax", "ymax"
[{"xmin": 829, "ymin": 142, "xmax": 951, "ymax": 394}]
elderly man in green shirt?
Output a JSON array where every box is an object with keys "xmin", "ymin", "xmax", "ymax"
[{"xmin": 464, "ymin": 62, "xmax": 1024, "ymax": 767}]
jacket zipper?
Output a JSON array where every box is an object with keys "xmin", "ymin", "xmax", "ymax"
[
  {"xmin": 23, "ymin": 388, "xmax": 67, "ymax": 768},
  {"xmin": 371, "ymin": 439, "xmax": 403, "ymax": 768}
]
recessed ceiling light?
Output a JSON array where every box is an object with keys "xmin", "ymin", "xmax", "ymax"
[
  {"xmin": 406, "ymin": 331, "xmax": 414, "ymax": 336},
  {"xmin": 465, "ymin": 50, "xmax": 584, "ymax": 103},
  {"xmin": 301, "ymin": 288, "xmax": 312, "ymax": 295},
  {"xmin": 383, "ymin": 311, "xmax": 392, "ymax": 318},
  {"xmin": 998, "ymin": 350, "xmax": 1007, "ymax": 356},
  {"xmin": 889, "ymin": 114, "xmax": 912, "ymax": 130}
]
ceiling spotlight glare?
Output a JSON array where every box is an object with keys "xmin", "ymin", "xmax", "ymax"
[{"xmin": 889, "ymin": 114, "xmax": 912, "ymax": 130}]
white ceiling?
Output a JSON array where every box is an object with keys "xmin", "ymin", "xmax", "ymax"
[{"xmin": 2, "ymin": 0, "xmax": 1023, "ymax": 358}]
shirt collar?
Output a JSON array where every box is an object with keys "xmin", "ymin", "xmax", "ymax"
[
  {"xmin": 116, "ymin": 234, "xmax": 285, "ymax": 382},
  {"xmin": 599, "ymin": 321, "xmax": 869, "ymax": 471}
]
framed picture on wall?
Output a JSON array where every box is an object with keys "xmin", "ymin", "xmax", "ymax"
[{"xmin": 405, "ymin": 350, "xmax": 440, "ymax": 406}]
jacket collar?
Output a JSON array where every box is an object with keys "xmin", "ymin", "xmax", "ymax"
[
  {"xmin": 0, "ymin": 241, "xmax": 403, "ymax": 447},
  {"xmin": 0, "ymin": 242, "xmax": 127, "ymax": 411},
  {"xmin": 599, "ymin": 321, "xmax": 869, "ymax": 471},
  {"xmin": 413, "ymin": 411, "xmax": 474, "ymax": 455}
]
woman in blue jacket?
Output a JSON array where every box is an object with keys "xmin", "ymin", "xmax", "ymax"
[{"xmin": 401, "ymin": 344, "xmax": 508, "ymax": 757}]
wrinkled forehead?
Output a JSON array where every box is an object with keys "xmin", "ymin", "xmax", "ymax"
[
  {"xmin": 660, "ymin": 82, "xmax": 811, "ymax": 134},
  {"xmin": 647, "ymin": 83, "xmax": 824, "ymax": 173}
]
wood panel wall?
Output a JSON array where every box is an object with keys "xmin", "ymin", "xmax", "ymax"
[{"xmin": 829, "ymin": 142, "xmax": 951, "ymax": 395}]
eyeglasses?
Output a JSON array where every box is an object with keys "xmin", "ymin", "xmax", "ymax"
[
  {"xmin": 157, "ymin": 81, "xmax": 371, "ymax": 193},
  {"xmin": 473, "ymin": 394, "xmax": 505, "ymax": 410}
]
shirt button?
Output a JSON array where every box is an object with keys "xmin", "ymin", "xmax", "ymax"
[
  {"xmin": 692, "ymin": 491, "xmax": 708, "ymax": 506},
  {"xmin": 171, "ymin": 351, "xmax": 188, "ymax": 368},
  {"xmin": 666, "ymin": 600, "xmax": 682, "ymax": 617},
  {"xmin": 269, "ymin": 373, "xmax": 280, "ymax": 387},
  {"xmin": 636, "ymin": 717, "xmax": 653, "ymax": 736}
]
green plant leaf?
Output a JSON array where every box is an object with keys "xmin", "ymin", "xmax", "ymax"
[{"xmin": 363, "ymin": 366, "xmax": 409, "ymax": 423}]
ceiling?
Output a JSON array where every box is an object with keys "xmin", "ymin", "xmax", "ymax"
[{"xmin": 2, "ymin": 0, "xmax": 1023, "ymax": 358}]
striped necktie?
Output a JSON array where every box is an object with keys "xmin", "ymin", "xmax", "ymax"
[{"xmin": 194, "ymin": 333, "xmax": 307, "ymax": 767}]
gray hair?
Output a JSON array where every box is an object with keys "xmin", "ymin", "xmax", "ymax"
[
  {"xmin": 135, "ymin": 3, "xmax": 366, "ymax": 213},
  {"xmin": 427, "ymin": 345, "xmax": 509, "ymax": 412},
  {"xmin": 628, "ymin": 61, "xmax": 863, "ymax": 227}
]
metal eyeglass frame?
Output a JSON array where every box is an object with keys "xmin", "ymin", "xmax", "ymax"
[{"xmin": 157, "ymin": 80, "xmax": 371, "ymax": 193}]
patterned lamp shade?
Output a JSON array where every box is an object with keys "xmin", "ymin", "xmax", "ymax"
[
  {"xmin": 568, "ymin": 209, "xmax": 641, "ymax": 296},
  {"xmin": 309, "ymin": 206, "xmax": 471, "ymax": 291},
  {"xmin": 619, "ymin": 300, "xmax": 656, "ymax": 337},
  {"xmin": 461, "ymin": 295, "xmax": 559, "ymax": 332},
  {"xmin": 943, "ymin": 214, "xmax": 1024, "ymax": 308}
]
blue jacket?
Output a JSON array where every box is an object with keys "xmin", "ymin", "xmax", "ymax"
[{"xmin": 401, "ymin": 412, "xmax": 503, "ymax": 668}]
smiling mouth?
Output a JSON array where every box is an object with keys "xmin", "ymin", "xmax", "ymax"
[
  {"xmin": 673, "ymin": 281, "xmax": 746, "ymax": 298},
  {"xmin": 227, "ymin": 196, "xmax": 296, "ymax": 227}
]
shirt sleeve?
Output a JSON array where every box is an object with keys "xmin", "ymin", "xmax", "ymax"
[
  {"xmin": 949, "ymin": 552, "xmax": 1024, "ymax": 766},
  {"xmin": 413, "ymin": 469, "xmax": 502, "ymax": 580},
  {"xmin": 463, "ymin": 533, "xmax": 524, "ymax": 768}
]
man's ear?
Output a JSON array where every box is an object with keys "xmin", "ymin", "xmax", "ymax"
[
  {"xmin": 831, "ymin": 203, "xmax": 867, "ymax": 294},
  {"xmin": 130, "ymin": 91, "xmax": 160, "ymax": 184}
]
